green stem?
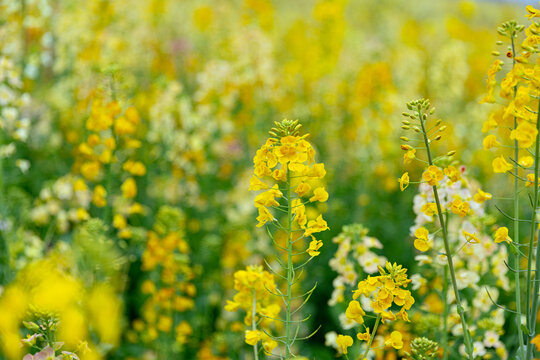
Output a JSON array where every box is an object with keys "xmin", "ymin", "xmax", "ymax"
[
  {"xmin": 418, "ymin": 107, "xmax": 474, "ymax": 359},
  {"xmin": 443, "ymin": 266, "xmax": 449, "ymax": 360},
  {"xmin": 360, "ymin": 314, "xmax": 381, "ymax": 360},
  {"xmin": 526, "ymin": 93, "xmax": 540, "ymax": 360},
  {"xmin": 285, "ymin": 163, "xmax": 293, "ymax": 359},
  {"xmin": 252, "ymin": 289, "xmax": 259, "ymax": 360}
]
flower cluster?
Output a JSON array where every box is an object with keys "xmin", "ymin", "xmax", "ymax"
[
  {"xmin": 133, "ymin": 206, "xmax": 196, "ymax": 353},
  {"xmin": 250, "ymin": 119, "xmax": 329, "ymax": 256},
  {"xmin": 224, "ymin": 265, "xmax": 280, "ymax": 355}
]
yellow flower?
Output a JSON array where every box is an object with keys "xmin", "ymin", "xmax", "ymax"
[
  {"xmin": 249, "ymin": 176, "xmax": 269, "ymax": 191},
  {"xmin": 492, "ymin": 156, "xmax": 513, "ymax": 173},
  {"xmin": 414, "ymin": 227, "xmax": 431, "ymax": 252},
  {"xmin": 463, "ymin": 231, "xmax": 479, "ymax": 244},
  {"xmin": 307, "ymin": 238, "xmax": 323, "ymax": 257},
  {"xmin": 450, "ymin": 198, "xmax": 469, "ymax": 217},
  {"xmin": 113, "ymin": 214, "xmax": 127, "ymax": 229},
  {"xmin": 306, "ymin": 163, "xmax": 326, "ymax": 178},
  {"xmin": 494, "ymin": 227, "xmax": 512, "ymax": 244},
  {"xmin": 262, "ymin": 338, "xmax": 278, "ymax": 354},
  {"xmin": 510, "ymin": 121, "xmax": 538, "ymax": 148},
  {"xmin": 336, "ymin": 334, "xmax": 353, "ymax": 355},
  {"xmin": 304, "ymin": 215, "xmax": 329, "ymax": 237},
  {"xmin": 403, "ymin": 149, "xmax": 416, "ymax": 165},
  {"xmin": 295, "ymin": 182, "xmax": 311, "ymax": 196},
  {"xmin": 245, "ymin": 330, "xmax": 262, "ymax": 346},
  {"xmin": 254, "ymin": 185, "xmax": 283, "ymax": 208},
  {"xmin": 444, "ymin": 166, "xmax": 460, "ymax": 183},
  {"xmin": 123, "ymin": 161, "xmax": 147, "ymax": 176},
  {"xmin": 345, "ymin": 300, "xmax": 365, "ymax": 324},
  {"xmin": 357, "ymin": 327, "xmax": 370, "ymax": 341},
  {"xmin": 121, "ymin": 178, "xmax": 137, "ymax": 198},
  {"xmin": 92, "ymin": 185, "xmax": 107, "ymax": 207},
  {"xmin": 422, "ymin": 165, "xmax": 444, "ymax": 186},
  {"xmin": 309, "ymin": 187, "xmax": 328, "ymax": 202},
  {"xmin": 420, "ymin": 203, "xmax": 438, "ymax": 216},
  {"xmin": 81, "ymin": 161, "xmax": 101, "ymax": 181},
  {"xmin": 526, "ymin": 5, "xmax": 540, "ymax": 19},
  {"xmin": 526, "ymin": 173, "xmax": 539, "ymax": 187},
  {"xmin": 520, "ymin": 156, "xmax": 535, "ymax": 168},
  {"xmin": 398, "ymin": 172, "xmax": 409, "ymax": 191},
  {"xmin": 531, "ymin": 333, "xmax": 540, "ymax": 351},
  {"xmin": 480, "ymin": 59, "xmax": 503, "ymax": 104},
  {"xmin": 256, "ymin": 207, "xmax": 274, "ymax": 227},
  {"xmin": 385, "ymin": 331, "xmax": 403, "ymax": 350},
  {"xmin": 483, "ymin": 135, "xmax": 500, "ymax": 150},
  {"xmin": 473, "ymin": 189, "xmax": 492, "ymax": 203}
]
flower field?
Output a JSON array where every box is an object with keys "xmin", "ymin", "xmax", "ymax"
[{"xmin": 2, "ymin": 0, "xmax": 540, "ymax": 359}]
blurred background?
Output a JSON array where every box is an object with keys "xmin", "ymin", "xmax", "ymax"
[{"xmin": 0, "ymin": 0, "xmax": 533, "ymax": 359}]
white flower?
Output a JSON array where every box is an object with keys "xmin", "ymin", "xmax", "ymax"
[{"xmin": 483, "ymin": 330, "xmax": 499, "ymax": 348}]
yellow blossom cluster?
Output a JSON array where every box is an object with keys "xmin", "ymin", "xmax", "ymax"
[
  {"xmin": 338, "ymin": 262, "xmax": 413, "ymax": 356},
  {"xmin": 224, "ymin": 265, "xmax": 280, "ymax": 354},
  {"xmin": 250, "ymin": 125, "xmax": 329, "ymax": 257},
  {"xmin": 133, "ymin": 207, "xmax": 196, "ymax": 348}
]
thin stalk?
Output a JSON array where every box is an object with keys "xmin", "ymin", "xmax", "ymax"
[
  {"xmin": 285, "ymin": 164, "xmax": 293, "ymax": 359},
  {"xmin": 526, "ymin": 94, "xmax": 540, "ymax": 360},
  {"xmin": 510, "ymin": 33, "xmax": 526, "ymax": 360},
  {"xmin": 360, "ymin": 314, "xmax": 381, "ymax": 360},
  {"xmin": 252, "ymin": 289, "xmax": 259, "ymax": 360},
  {"xmin": 418, "ymin": 108, "xmax": 474, "ymax": 359},
  {"xmin": 443, "ymin": 266, "xmax": 449, "ymax": 360}
]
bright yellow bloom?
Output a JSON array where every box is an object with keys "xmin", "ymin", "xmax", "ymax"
[
  {"xmin": 385, "ymin": 331, "xmax": 403, "ymax": 349},
  {"xmin": 414, "ymin": 227, "xmax": 431, "ymax": 252},
  {"xmin": 403, "ymin": 149, "xmax": 416, "ymax": 165},
  {"xmin": 81, "ymin": 161, "xmax": 101, "ymax": 181},
  {"xmin": 492, "ymin": 156, "xmax": 513, "ymax": 173},
  {"xmin": 422, "ymin": 165, "xmax": 444, "ymax": 186},
  {"xmin": 510, "ymin": 121, "xmax": 538, "ymax": 148},
  {"xmin": 399, "ymin": 172, "xmax": 409, "ymax": 191},
  {"xmin": 494, "ymin": 227, "xmax": 512, "ymax": 244},
  {"xmin": 345, "ymin": 300, "xmax": 365, "ymax": 324},
  {"xmin": 307, "ymin": 238, "xmax": 323, "ymax": 257},
  {"xmin": 92, "ymin": 185, "xmax": 107, "ymax": 207},
  {"xmin": 254, "ymin": 185, "xmax": 282, "ymax": 208},
  {"xmin": 256, "ymin": 207, "xmax": 274, "ymax": 227},
  {"xmin": 309, "ymin": 187, "xmax": 328, "ymax": 202},
  {"xmin": 444, "ymin": 166, "xmax": 460, "ymax": 183},
  {"xmin": 421, "ymin": 203, "xmax": 438, "ymax": 216},
  {"xmin": 527, "ymin": 173, "xmax": 539, "ymax": 187},
  {"xmin": 463, "ymin": 231, "xmax": 479, "ymax": 244},
  {"xmin": 336, "ymin": 334, "xmax": 353, "ymax": 355},
  {"xmin": 531, "ymin": 333, "xmax": 540, "ymax": 351},
  {"xmin": 121, "ymin": 178, "xmax": 137, "ymax": 198},
  {"xmin": 473, "ymin": 189, "xmax": 492, "ymax": 203},
  {"xmin": 123, "ymin": 161, "xmax": 147, "ymax": 176},
  {"xmin": 357, "ymin": 327, "xmax": 370, "ymax": 341},
  {"xmin": 245, "ymin": 330, "xmax": 262, "ymax": 346},
  {"xmin": 480, "ymin": 59, "xmax": 503, "ymax": 104},
  {"xmin": 304, "ymin": 215, "xmax": 329, "ymax": 237},
  {"xmin": 113, "ymin": 214, "xmax": 127, "ymax": 229},
  {"xmin": 526, "ymin": 5, "xmax": 540, "ymax": 19},
  {"xmin": 520, "ymin": 156, "xmax": 535, "ymax": 168},
  {"xmin": 306, "ymin": 163, "xmax": 326, "ymax": 178},
  {"xmin": 295, "ymin": 182, "xmax": 311, "ymax": 196},
  {"xmin": 450, "ymin": 197, "xmax": 469, "ymax": 217},
  {"xmin": 249, "ymin": 176, "xmax": 269, "ymax": 191},
  {"xmin": 483, "ymin": 135, "xmax": 500, "ymax": 150}
]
